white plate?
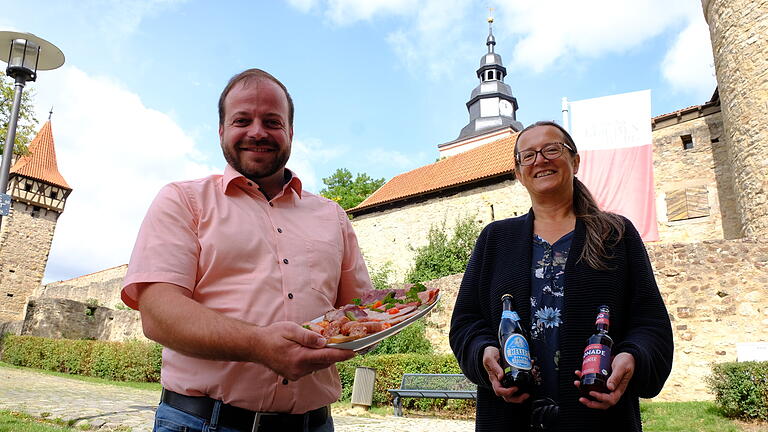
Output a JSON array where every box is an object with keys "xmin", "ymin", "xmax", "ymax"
[{"xmin": 318, "ymin": 293, "xmax": 441, "ymax": 352}]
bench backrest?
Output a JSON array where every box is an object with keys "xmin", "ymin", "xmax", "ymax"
[{"xmin": 400, "ymin": 373, "xmax": 475, "ymax": 391}]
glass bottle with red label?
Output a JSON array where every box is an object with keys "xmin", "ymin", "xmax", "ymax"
[
  {"xmin": 580, "ymin": 305, "xmax": 614, "ymax": 398},
  {"xmin": 498, "ymin": 294, "xmax": 532, "ymax": 393}
]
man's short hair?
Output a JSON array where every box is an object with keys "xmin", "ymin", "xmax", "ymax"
[{"xmin": 218, "ymin": 69, "xmax": 294, "ymax": 128}]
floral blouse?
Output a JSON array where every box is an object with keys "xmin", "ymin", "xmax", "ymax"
[{"xmin": 529, "ymin": 231, "xmax": 573, "ymax": 402}]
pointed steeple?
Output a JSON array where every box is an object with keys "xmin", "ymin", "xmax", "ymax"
[
  {"xmin": 452, "ymin": 15, "xmax": 523, "ymax": 142},
  {"xmin": 10, "ymin": 120, "xmax": 70, "ymax": 190},
  {"xmin": 7, "ymin": 120, "xmax": 71, "ymax": 213}
]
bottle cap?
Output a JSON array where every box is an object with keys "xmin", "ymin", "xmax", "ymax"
[{"xmin": 501, "ymin": 293, "xmax": 514, "ymax": 300}]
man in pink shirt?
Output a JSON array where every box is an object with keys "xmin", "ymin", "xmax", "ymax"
[{"xmin": 122, "ymin": 68, "xmax": 373, "ymax": 432}]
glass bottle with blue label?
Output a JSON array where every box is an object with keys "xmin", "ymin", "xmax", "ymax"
[{"xmin": 498, "ymin": 294, "xmax": 532, "ymax": 393}]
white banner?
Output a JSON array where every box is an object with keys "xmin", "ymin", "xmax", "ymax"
[{"xmin": 569, "ymin": 89, "xmax": 652, "ymax": 150}]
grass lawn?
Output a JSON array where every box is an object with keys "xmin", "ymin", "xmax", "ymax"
[
  {"xmin": 0, "ymin": 411, "xmax": 79, "ymax": 432},
  {"xmin": 641, "ymin": 401, "xmax": 746, "ymax": 432}
]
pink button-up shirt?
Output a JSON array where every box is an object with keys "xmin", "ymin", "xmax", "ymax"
[{"xmin": 122, "ymin": 165, "xmax": 371, "ymax": 413}]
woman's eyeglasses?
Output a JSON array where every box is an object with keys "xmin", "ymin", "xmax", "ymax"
[{"xmin": 515, "ymin": 142, "xmax": 575, "ymax": 166}]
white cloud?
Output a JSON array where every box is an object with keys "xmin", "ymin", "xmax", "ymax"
[
  {"xmin": 323, "ymin": 0, "xmax": 415, "ymax": 25},
  {"xmin": 285, "ymin": 0, "xmax": 319, "ymax": 13},
  {"xmin": 30, "ymin": 67, "xmax": 217, "ymax": 283},
  {"xmin": 287, "ymin": 0, "xmax": 715, "ymax": 95},
  {"xmin": 661, "ymin": 16, "xmax": 716, "ymax": 99},
  {"xmin": 385, "ymin": 0, "xmax": 475, "ymax": 79},
  {"xmin": 287, "ymin": 137, "xmax": 344, "ymax": 193},
  {"xmin": 495, "ymin": 0, "xmax": 699, "ymax": 73},
  {"xmin": 367, "ymin": 148, "xmax": 427, "ymax": 170}
]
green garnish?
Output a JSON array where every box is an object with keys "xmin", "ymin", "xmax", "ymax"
[
  {"xmin": 302, "ymin": 324, "xmax": 310, "ymax": 329},
  {"xmin": 352, "ymin": 298, "xmax": 362, "ymax": 306}
]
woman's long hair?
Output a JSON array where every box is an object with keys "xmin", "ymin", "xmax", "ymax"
[{"xmin": 515, "ymin": 121, "xmax": 625, "ymax": 270}]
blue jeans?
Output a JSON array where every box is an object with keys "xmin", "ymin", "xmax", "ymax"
[{"xmin": 154, "ymin": 402, "xmax": 334, "ymax": 432}]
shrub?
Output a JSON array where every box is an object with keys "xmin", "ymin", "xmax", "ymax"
[
  {"xmin": 0, "ymin": 335, "xmax": 162, "ymax": 383},
  {"xmin": 706, "ymin": 361, "xmax": 768, "ymax": 421},
  {"xmin": 337, "ymin": 353, "xmax": 475, "ymax": 413},
  {"xmin": 405, "ymin": 216, "xmax": 482, "ymax": 284},
  {"xmin": 368, "ymin": 321, "xmax": 432, "ymax": 355}
]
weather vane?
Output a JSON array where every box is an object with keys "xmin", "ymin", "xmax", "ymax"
[{"xmin": 488, "ymin": 7, "xmax": 494, "ymax": 24}]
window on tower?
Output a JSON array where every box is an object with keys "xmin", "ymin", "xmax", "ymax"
[{"xmin": 50, "ymin": 190, "xmax": 58, "ymax": 199}]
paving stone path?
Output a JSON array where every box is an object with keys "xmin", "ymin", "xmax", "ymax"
[{"xmin": 0, "ymin": 366, "xmax": 474, "ymax": 431}]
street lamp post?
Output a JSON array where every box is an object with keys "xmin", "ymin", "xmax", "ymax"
[{"xmin": 0, "ymin": 32, "xmax": 64, "ymax": 230}]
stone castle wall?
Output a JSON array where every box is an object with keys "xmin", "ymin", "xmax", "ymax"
[
  {"xmin": 704, "ymin": 0, "xmax": 768, "ymax": 237},
  {"xmin": 651, "ymin": 112, "xmax": 741, "ymax": 242},
  {"xmin": 421, "ymin": 237, "xmax": 768, "ymax": 402},
  {"xmin": 22, "ymin": 298, "xmax": 145, "ymax": 342},
  {"xmin": 351, "ymin": 180, "xmax": 531, "ymax": 280},
  {"xmin": 0, "ymin": 202, "xmax": 59, "ymax": 321},
  {"xmin": 15, "ymin": 229, "xmax": 768, "ymax": 401},
  {"xmin": 36, "ymin": 264, "xmax": 128, "ymax": 309}
]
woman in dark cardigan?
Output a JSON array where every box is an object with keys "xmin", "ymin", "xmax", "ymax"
[{"xmin": 449, "ymin": 121, "xmax": 673, "ymax": 431}]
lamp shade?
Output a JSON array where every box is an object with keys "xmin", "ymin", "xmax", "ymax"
[{"xmin": 0, "ymin": 31, "xmax": 64, "ymax": 71}]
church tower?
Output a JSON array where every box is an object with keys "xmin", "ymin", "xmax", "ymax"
[
  {"xmin": 0, "ymin": 120, "xmax": 71, "ymax": 321},
  {"xmin": 438, "ymin": 15, "xmax": 524, "ymax": 157}
]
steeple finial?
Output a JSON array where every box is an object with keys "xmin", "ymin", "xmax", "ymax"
[
  {"xmin": 487, "ymin": 8, "xmax": 496, "ymax": 53},
  {"xmin": 48, "ymin": 107, "xmax": 53, "ymax": 120}
]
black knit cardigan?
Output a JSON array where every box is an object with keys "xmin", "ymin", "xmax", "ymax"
[{"xmin": 449, "ymin": 210, "xmax": 673, "ymax": 432}]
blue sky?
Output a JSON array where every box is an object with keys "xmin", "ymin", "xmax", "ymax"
[{"xmin": 1, "ymin": 0, "xmax": 716, "ymax": 282}]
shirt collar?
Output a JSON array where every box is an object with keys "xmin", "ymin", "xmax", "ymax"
[{"xmin": 222, "ymin": 164, "xmax": 303, "ymax": 198}]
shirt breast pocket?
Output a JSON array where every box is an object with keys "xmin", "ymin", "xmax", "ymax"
[{"xmin": 306, "ymin": 236, "xmax": 343, "ymax": 304}]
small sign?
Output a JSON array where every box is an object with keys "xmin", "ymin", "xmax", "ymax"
[
  {"xmin": 737, "ymin": 342, "xmax": 768, "ymax": 361},
  {"xmin": 0, "ymin": 193, "xmax": 10, "ymax": 216}
]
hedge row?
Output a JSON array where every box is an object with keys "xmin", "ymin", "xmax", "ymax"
[
  {"xmin": 0, "ymin": 335, "xmax": 475, "ymax": 413},
  {"xmin": 0, "ymin": 334, "xmax": 162, "ymax": 382},
  {"xmin": 707, "ymin": 361, "xmax": 768, "ymax": 421},
  {"xmin": 337, "ymin": 353, "xmax": 475, "ymax": 412}
]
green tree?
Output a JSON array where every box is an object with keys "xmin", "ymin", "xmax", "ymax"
[
  {"xmin": 320, "ymin": 168, "xmax": 385, "ymax": 210},
  {"xmin": 405, "ymin": 215, "xmax": 483, "ymax": 284},
  {"xmin": 1, "ymin": 71, "xmax": 38, "ymax": 156}
]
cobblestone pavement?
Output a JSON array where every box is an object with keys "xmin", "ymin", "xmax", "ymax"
[{"xmin": 0, "ymin": 366, "xmax": 474, "ymax": 431}]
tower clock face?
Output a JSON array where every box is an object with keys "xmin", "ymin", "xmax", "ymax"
[{"xmin": 499, "ymin": 100, "xmax": 513, "ymax": 116}]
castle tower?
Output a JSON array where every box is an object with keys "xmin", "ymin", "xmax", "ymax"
[
  {"xmin": 0, "ymin": 120, "xmax": 71, "ymax": 321},
  {"xmin": 438, "ymin": 16, "xmax": 524, "ymax": 157},
  {"xmin": 701, "ymin": 0, "xmax": 768, "ymax": 237}
]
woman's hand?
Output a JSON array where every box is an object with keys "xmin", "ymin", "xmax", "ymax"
[
  {"xmin": 573, "ymin": 352, "xmax": 635, "ymax": 409},
  {"xmin": 483, "ymin": 346, "xmax": 530, "ymax": 403}
]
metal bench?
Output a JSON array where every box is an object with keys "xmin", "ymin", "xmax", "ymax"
[{"xmin": 386, "ymin": 373, "xmax": 477, "ymax": 417}]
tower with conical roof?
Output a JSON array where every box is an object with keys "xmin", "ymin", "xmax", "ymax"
[
  {"xmin": 0, "ymin": 120, "xmax": 71, "ymax": 321},
  {"xmin": 438, "ymin": 15, "xmax": 524, "ymax": 157}
]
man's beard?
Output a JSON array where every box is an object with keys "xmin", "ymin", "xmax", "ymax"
[{"xmin": 223, "ymin": 138, "xmax": 290, "ymax": 182}]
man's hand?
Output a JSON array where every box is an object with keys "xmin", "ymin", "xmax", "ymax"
[
  {"xmin": 137, "ymin": 283, "xmax": 355, "ymax": 381},
  {"xmin": 255, "ymin": 321, "xmax": 356, "ymax": 381},
  {"xmin": 482, "ymin": 346, "xmax": 530, "ymax": 403},
  {"xmin": 573, "ymin": 352, "xmax": 635, "ymax": 409}
]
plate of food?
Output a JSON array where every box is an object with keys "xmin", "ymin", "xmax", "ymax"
[{"xmin": 302, "ymin": 283, "xmax": 440, "ymax": 352}]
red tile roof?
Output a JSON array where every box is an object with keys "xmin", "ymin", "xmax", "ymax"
[
  {"xmin": 10, "ymin": 121, "xmax": 71, "ymax": 189},
  {"xmin": 349, "ymin": 134, "xmax": 518, "ymax": 214}
]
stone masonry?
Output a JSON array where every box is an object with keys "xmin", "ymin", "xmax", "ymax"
[
  {"xmin": 36, "ymin": 264, "xmax": 128, "ymax": 310},
  {"xmin": 703, "ymin": 0, "xmax": 768, "ymax": 237},
  {"xmin": 652, "ymin": 111, "xmax": 741, "ymax": 242},
  {"xmin": 8, "ymin": 224, "xmax": 768, "ymax": 401},
  {"xmin": 352, "ymin": 180, "xmax": 531, "ymax": 280},
  {"xmin": 421, "ymin": 237, "xmax": 768, "ymax": 402},
  {"xmin": 0, "ymin": 201, "xmax": 59, "ymax": 321}
]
